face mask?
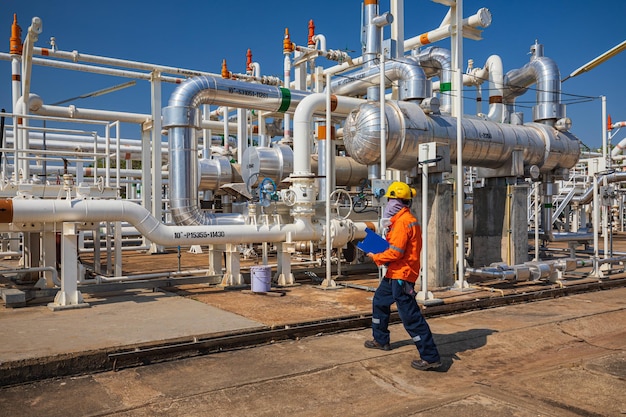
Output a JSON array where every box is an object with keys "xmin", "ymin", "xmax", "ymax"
[{"xmin": 383, "ymin": 198, "xmax": 407, "ymax": 218}]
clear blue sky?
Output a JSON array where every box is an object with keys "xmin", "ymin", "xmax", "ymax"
[{"xmin": 2, "ymin": 0, "xmax": 625, "ymax": 151}]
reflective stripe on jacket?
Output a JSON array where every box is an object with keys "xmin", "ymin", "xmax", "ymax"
[{"xmin": 371, "ymin": 207, "xmax": 422, "ymax": 283}]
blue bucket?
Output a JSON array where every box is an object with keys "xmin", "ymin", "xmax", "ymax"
[{"xmin": 250, "ymin": 265, "xmax": 272, "ymax": 292}]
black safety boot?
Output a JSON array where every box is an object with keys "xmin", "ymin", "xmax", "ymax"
[
  {"xmin": 364, "ymin": 340, "xmax": 391, "ymax": 351},
  {"xmin": 411, "ymin": 359, "xmax": 441, "ymax": 371}
]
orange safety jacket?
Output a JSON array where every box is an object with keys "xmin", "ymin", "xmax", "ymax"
[{"xmin": 371, "ymin": 207, "xmax": 422, "ymax": 283}]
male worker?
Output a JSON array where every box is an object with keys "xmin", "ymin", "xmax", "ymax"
[{"xmin": 365, "ymin": 181, "xmax": 441, "ymax": 371}]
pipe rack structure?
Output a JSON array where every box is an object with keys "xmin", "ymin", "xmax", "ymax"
[{"xmin": 0, "ymin": 1, "xmax": 621, "ymax": 310}]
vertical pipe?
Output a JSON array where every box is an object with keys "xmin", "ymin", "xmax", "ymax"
[
  {"xmin": 391, "ymin": 0, "xmax": 404, "ymax": 61},
  {"xmin": 420, "ymin": 150, "xmax": 428, "ymax": 294},
  {"xmin": 362, "ymin": 0, "xmax": 379, "ymax": 68},
  {"xmin": 325, "ymin": 73, "xmax": 333, "ymax": 284},
  {"xmin": 237, "ymin": 108, "xmax": 246, "ymax": 164},
  {"xmin": 150, "ymin": 73, "xmax": 163, "ymax": 251},
  {"xmin": 534, "ymin": 182, "xmax": 540, "ymax": 261},
  {"xmin": 105, "ymin": 126, "xmax": 111, "ymax": 187},
  {"xmin": 11, "ymin": 54, "xmax": 21, "ymax": 182},
  {"xmin": 453, "ymin": 0, "xmax": 466, "ymax": 289},
  {"xmin": 223, "ymin": 106, "xmax": 230, "ymax": 152},
  {"xmin": 283, "ymin": 54, "xmax": 292, "ymax": 142},
  {"xmin": 114, "ymin": 221, "xmax": 122, "ymax": 277},
  {"xmin": 115, "ymin": 122, "xmax": 120, "ymax": 189},
  {"xmin": 602, "ymin": 95, "xmax": 607, "ymax": 162},
  {"xmin": 140, "ymin": 127, "xmax": 152, "ymax": 248},
  {"xmin": 592, "ymin": 171, "xmax": 600, "ymax": 275},
  {"xmin": 602, "ymin": 175, "xmax": 608, "ymax": 259},
  {"xmin": 380, "ymin": 29, "xmax": 387, "ymax": 180}
]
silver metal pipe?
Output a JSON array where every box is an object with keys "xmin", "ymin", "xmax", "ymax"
[
  {"xmin": 414, "ymin": 47, "xmax": 452, "ymax": 113},
  {"xmin": 503, "ymin": 41, "xmax": 565, "ymax": 123},
  {"xmin": 361, "ymin": 0, "xmax": 380, "ymax": 68},
  {"xmin": 198, "ymin": 157, "xmax": 242, "ymax": 192},
  {"xmin": 240, "ymin": 144, "xmax": 368, "ymax": 187},
  {"xmin": 1, "ymin": 198, "xmax": 368, "ymax": 248},
  {"xmin": 329, "ymin": 57, "xmax": 428, "ymax": 101},
  {"xmin": 540, "ymin": 230, "xmax": 594, "ymax": 242},
  {"xmin": 343, "ymin": 100, "xmax": 580, "ymax": 172},
  {"xmin": 163, "ymin": 75, "xmax": 311, "ymax": 226}
]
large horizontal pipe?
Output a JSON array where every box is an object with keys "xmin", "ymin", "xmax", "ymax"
[
  {"xmin": 343, "ymin": 100, "xmax": 580, "ymax": 173},
  {"xmin": 0, "ymin": 198, "xmax": 368, "ymax": 248}
]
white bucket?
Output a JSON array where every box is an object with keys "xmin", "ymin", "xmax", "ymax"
[{"xmin": 250, "ymin": 265, "xmax": 272, "ymax": 292}]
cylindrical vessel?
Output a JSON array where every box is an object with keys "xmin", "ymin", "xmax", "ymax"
[{"xmin": 343, "ymin": 100, "xmax": 580, "ymax": 173}]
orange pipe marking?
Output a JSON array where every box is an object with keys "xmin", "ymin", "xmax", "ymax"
[
  {"xmin": 419, "ymin": 33, "xmax": 430, "ymax": 45},
  {"xmin": 317, "ymin": 125, "xmax": 336, "ymax": 140},
  {"xmin": 0, "ymin": 199, "xmax": 14, "ymax": 223}
]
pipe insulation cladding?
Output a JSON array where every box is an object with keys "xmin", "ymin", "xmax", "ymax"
[
  {"xmin": 0, "ymin": 199, "xmax": 367, "ymax": 249},
  {"xmin": 342, "ymin": 100, "xmax": 580, "ymax": 173},
  {"xmin": 162, "ymin": 75, "xmax": 309, "ymax": 226}
]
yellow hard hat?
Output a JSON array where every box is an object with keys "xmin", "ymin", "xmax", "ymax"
[{"xmin": 384, "ymin": 181, "xmax": 416, "ymax": 200}]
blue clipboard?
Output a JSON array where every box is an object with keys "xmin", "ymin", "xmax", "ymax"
[{"xmin": 357, "ymin": 228, "xmax": 389, "ymax": 254}]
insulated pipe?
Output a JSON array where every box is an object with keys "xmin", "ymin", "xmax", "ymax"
[
  {"xmin": 162, "ymin": 76, "xmax": 361, "ymax": 225},
  {"xmin": 0, "ymin": 198, "xmax": 309, "ymax": 245},
  {"xmin": 328, "ymin": 57, "xmax": 428, "ymax": 101},
  {"xmin": 469, "ymin": 55, "xmax": 505, "ymax": 122},
  {"xmin": 0, "ymin": 198, "xmax": 367, "ymax": 248},
  {"xmin": 291, "ymin": 93, "xmax": 364, "ymax": 176},
  {"xmin": 323, "ymin": 8, "xmax": 492, "ymax": 77},
  {"xmin": 17, "ymin": 17, "xmax": 42, "ymax": 180},
  {"xmin": 12, "ymin": 94, "xmax": 240, "ymax": 132},
  {"xmin": 414, "ymin": 47, "xmax": 452, "ymax": 113},
  {"xmin": 610, "ymin": 129, "xmax": 626, "ymax": 157},
  {"xmin": 362, "ymin": 0, "xmax": 381, "ymax": 68},
  {"xmin": 283, "ymin": 52, "xmax": 292, "ymax": 142},
  {"xmin": 503, "ymin": 42, "xmax": 565, "ymax": 123},
  {"xmin": 198, "ymin": 157, "xmax": 243, "ymax": 191},
  {"xmin": 240, "ymin": 145, "xmax": 368, "ymax": 187},
  {"xmin": 343, "ymin": 100, "xmax": 580, "ymax": 172},
  {"xmin": 405, "ymin": 8, "xmax": 492, "ymax": 50},
  {"xmin": 21, "ymin": 17, "xmax": 42, "ymax": 109},
  {"xmin": 485, "ymin": 55, "xmax": 505, "ymax": 122},
  {"xmin": 163, "ymin": 76, "xmax": 308, "ymax": 225}
]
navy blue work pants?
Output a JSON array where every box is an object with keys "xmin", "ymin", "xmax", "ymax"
[{"xmin": 371, "ymin": 278, "xmax": 440, "ymax": 363}]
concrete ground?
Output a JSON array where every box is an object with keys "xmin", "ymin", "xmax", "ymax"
[{"xmin": 0, "ymin": 286, "xmax": 624, "ymax": 416}]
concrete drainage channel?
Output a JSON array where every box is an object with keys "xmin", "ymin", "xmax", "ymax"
[{"xmin": 1, "ymin": 277, "xmax": 625, "ymax": 387}]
